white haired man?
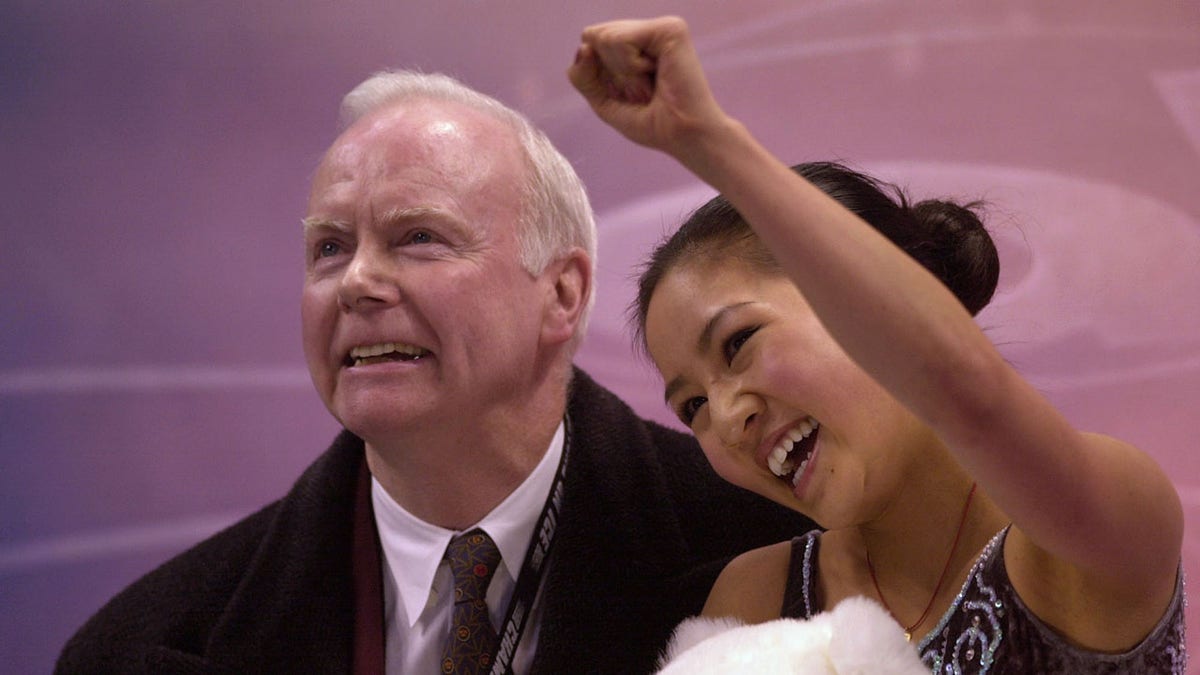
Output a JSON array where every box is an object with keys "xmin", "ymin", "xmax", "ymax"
[{"xmin": 56, "ymin": 71, "xmax": 814, "ymax": 674}]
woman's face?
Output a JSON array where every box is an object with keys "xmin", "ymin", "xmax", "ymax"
[{"xmin": 644, "ymin": 255, "xmax": 923, "ymax": 527}]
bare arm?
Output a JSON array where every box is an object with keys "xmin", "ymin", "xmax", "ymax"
[
  {"xmin": 701, "ymin": 542, "xmax": 793, "ymax": 623},
  {"xmin": 569, "ymin": 16, "xmax": 1182, "ymax": 622}
]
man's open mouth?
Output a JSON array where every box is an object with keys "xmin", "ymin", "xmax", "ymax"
[{"xmin": 346, "ymin": 342, "xmax": 430, "ymax": 367}]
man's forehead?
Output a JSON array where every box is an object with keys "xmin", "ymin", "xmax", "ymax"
[
  {"xmin": 307, "ymin": 97, "xmax": 527, "ymax": 223},
  {"xmin": 342, "ymin": 98, "xmax": 506, "ymax": 152},
  {"xmin": 316, "ymin": 99, "xmax": 519, "ymax": 180}
]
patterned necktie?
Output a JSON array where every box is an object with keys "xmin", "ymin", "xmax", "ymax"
[{"xmin": 440, "ymin": 528, "xmax": 502, "ymax": 675}]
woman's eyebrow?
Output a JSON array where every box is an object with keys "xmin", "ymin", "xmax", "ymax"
[
  {"xmin": 662, "ymin": 301, "xmax": 755, "ymax": 403},
  {"xmin": 698, "ymin": 301, "xmax": 754, "ymax": 353}
]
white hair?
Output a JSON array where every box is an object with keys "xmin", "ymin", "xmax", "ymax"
[{"xmin": 339, "ymin": 70, "xmax": 597, "ymax": 345}]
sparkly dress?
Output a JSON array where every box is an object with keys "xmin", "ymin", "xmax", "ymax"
[{"xmin": 781, "ymin": 528, "xmax": 1186, "ymax": 673}]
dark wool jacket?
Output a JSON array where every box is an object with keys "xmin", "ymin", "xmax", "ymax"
[{"xmin": 56, "ymin": 369, "xmax": 815, "ymax": 674}]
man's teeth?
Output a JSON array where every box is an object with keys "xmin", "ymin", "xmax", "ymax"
[
  {"xmin": 349, "ymin": 342, "xmax": 428, "ymax": 365},
  {"xmin": 767, "ymin": 417, "xmax": 819, "ymax": 477}
]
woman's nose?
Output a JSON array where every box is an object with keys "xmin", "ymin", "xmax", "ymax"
[{"xmin": 709, "ymin": 386, "xmax": 758, "ymax": 449}]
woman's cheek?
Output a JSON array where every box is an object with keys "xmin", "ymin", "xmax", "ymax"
[
  {"xmin": 759, "ymin": 346, "xmax": 817, "ymax": 401},
  {"xmin": 701, "ymin": 442, "xmax": 752, "ymax": 490}
]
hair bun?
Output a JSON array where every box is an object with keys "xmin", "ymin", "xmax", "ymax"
[{"xmin": 900, "ymin": 199, "xmax": 999, "ymax": 316}]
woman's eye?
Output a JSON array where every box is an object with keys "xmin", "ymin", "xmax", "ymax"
[
  {"xmin": 723, "ymin": 326, "xmax": 759, "ymax": 363},
  {"xmin": 680, "ymin": 396, "xmax": 707, "ymax": 425}
]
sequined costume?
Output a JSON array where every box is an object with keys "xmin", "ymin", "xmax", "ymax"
[{"xmin": 782, "ymin": 528, "xmax": 1186, "ymax": 673}]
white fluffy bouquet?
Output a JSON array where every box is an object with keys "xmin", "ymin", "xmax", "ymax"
[{"xmin": 655, "ymin": 596, "xmax": 928, "ymax": 675}]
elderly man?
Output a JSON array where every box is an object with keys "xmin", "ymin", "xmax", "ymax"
[{"xmin": 56, "ymin": 71, "xmax": 814, "ymax": 674}]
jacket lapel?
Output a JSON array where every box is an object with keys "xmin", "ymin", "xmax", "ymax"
[{"xmin": 204, "ymin": 432, "xmax": 365, "ymax": 672}]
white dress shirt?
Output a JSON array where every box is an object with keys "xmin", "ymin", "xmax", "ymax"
[{"xmin": 371, "ymin": 423, "xmax": 564, "ymax": 675}]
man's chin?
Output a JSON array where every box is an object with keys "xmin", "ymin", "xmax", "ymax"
[{"xmin": 334, "ymin": 399, "xmax": 439, "ymax": 442}]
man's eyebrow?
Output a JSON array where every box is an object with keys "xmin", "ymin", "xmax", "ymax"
[
  {"xmin": 379, "ymin": 206, "xmax": 459, "ymax": 225},
  {"xmin": 662, "ymin": 301, "xmax": 755, "ymax": 404},
  {"xmin": 303, "ymin": 206, "xmax": 467, "ymax": 230},
  {"xmin": 301, "ymin": 216, "xmax": 350, "ymax": 235}
]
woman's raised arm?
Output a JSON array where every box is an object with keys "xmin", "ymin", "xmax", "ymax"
[{"xmin": 570, "ymin": 16, "xmax": 1182, "ymax": 641}]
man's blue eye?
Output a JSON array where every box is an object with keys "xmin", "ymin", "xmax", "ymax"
[
  {"xmin": 409, "ymin": 231, "xmax": 433, "ymax": 244},
  {"xmin": 317, "ymin": 241, "xmax": 341, "ymax": 257}
]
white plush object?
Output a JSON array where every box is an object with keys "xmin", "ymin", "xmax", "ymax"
[{"xmin": 655, "ymin": 596, "xmax": 928, "ymax": 675}]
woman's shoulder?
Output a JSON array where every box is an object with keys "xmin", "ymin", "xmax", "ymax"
[
  {"xmin": 1002, "ymin": 520, "xmax": 1182, "ymax": 654},
  {"xmin": 702, "ymin": 534, "xmax": 816, "ymax": 623}
]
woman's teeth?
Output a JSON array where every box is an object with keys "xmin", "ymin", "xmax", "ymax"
[{"xmin": 767, "ymin": 417, "xmax": 819, "ymax": 479}]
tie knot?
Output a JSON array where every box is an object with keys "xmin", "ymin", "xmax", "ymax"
[{"xmin": 444, "ymin": 528, "xmax": 502, "ymax": 605}]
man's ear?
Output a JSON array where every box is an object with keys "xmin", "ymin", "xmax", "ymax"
[{"xmin": 540, "ymin": 248, "xmax": 592, "ymax": 347}]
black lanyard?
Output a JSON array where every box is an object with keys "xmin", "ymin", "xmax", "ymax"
[{"xmin": 488, "ymin": 415, "xmax": 571, "ymax": 675}]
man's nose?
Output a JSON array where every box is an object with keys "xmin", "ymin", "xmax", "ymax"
[{"xmin": 337, "ymin": 248, "xmax": 401, "ymax": 310}]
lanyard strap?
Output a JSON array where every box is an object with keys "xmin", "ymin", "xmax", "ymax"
[{"xmin": 489, "ymin": 415, "xmax": 571, "ymax": 675}]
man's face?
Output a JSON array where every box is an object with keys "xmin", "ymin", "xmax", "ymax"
[{"xmin": 301, "ymin": 100, "xmax": 551, "ymax": 443}]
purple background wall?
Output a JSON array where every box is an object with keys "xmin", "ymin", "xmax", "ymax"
[{"xmin": 2, "ymin": 2, "xmax": 1197, "ymax": 671}]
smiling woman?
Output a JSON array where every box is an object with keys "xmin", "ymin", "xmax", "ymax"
[{"xmin": 570, "ymin": 15, "xmax": 1187, "ymax": 672}]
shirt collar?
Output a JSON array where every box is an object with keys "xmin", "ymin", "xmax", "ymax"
[{"xmin": 371, "ymin": 422, "xmax": 565, "ymax": 628}]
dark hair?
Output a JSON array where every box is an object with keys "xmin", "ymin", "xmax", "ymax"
[{"xmin": 632, "ymin": 161, "xmax": 1000, "ymax": 350}]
